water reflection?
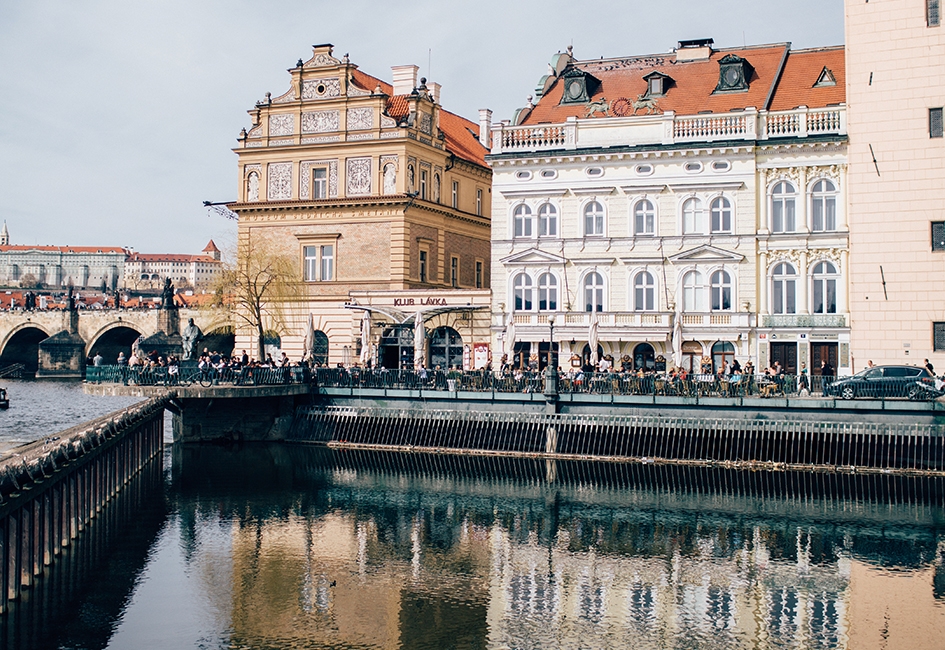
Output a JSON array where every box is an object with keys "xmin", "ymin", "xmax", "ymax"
[{"xmin": 6, "ymin": 444, "xmax": 945, "ymax": 649}]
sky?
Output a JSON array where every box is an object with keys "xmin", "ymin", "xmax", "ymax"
[{"xmin": 0, "ymin": 0, "xmax": 844, "ymax": 255}]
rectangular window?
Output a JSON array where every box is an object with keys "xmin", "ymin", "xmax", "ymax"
[
  {"xmin": 476, "ymin": 189, "xmax": 483, "ymax": 216},
  {"xmin": 313, "ymin": 167, "xmax": 328, "ymax": 199},
  {"xmin": 419, "ymin": 250, "xmax": 428, "ymax": 283},
  {"xmin": 929, "ymin": 0, "xmax": 940, "ymax": 26},
  {"xmin": 451, "ymin": 256, "xmax": 459, "ymax": 288},
  {"xmin": 303, "ymin": 245, "xmax": 334, "ymax": 281},
  {"xmin": 933, "ymin": 222, "xmax": 945, "ymax": 251},
  {"xmin": 931, "ymin": 108, "xmax": 944, "ymax": 138},
  {"xmin": 475, "ymin": 261, "xmax": 483, "ymax": 289},
  {"xmin": 935, "ymin": 322, "xmax": 945, "ymax": 351},
  {"xmin": 420, "ymin": 170, "xmax": 428, "ymax": 200},
  {"xmin": 451, "ymin": 181, "xmax": 459, "ymax": 209}
]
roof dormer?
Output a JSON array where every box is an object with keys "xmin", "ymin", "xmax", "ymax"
[
  {"xmin": 558, "ymin": 67, "xmax": 601, "ymax": 105},
  {"xmin": 642, "ymin": 71, "xmax": 673, "ymax": 97},
  {"xmin": 714, "ymin": 54, "xmax": 754, "ymax": 93},
  {"xmin": 813, "ymin": 66, "xmax": 837, "ymax": 88}
]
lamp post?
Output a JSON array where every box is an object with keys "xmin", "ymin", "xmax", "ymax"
[
  {"xmin": 548, "ymin": 314, "xmax": 556, "ymax": 370},
  {"xmin": 544, "ymin": 314, "xmax": 559, "ymax": 411}
]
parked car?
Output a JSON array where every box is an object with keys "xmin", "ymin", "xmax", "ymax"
[{"xmin": 826, "ymin": 365, "xmax": 934, "ymax": 400}]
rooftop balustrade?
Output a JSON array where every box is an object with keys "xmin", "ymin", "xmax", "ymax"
[{"xmin": 490, "ymin": 106, "xmax": 845, "ymax": 155}]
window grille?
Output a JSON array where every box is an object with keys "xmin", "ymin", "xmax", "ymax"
[
  {"xmin": 929, "ymin": 0, "xmax": 940, "ymax": 27},
  {"xmin": 931, "ymin": 108, "xmax": 944, "ymax": 138},
  {"xmin": 934, "ymin": 322, "xmax": 945, "ymax": 351},
  {"xmin": 932, "ymin": 222, "xmax": 945, "ymax": 251}
]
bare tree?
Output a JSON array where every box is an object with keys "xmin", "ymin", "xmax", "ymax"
[{"xmin": 212, "ymin": 236, "xmax": 300, "ymax": 361}]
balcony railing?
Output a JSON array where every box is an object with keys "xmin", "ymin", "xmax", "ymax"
[
  {"xmin": 761, "ymin": 314, "xmax": 847, "ymax": 328},
  {"xmin": 490, "ymin": 106, "xmax": 845, "ymax": 154},
  {"xmin": 507, "ymin": 311, "xmax": 750, "ymax": 329}
]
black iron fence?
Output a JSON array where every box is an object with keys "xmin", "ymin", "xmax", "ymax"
[{"xmin": 84, "ymin": 365, "xmax": 937, "ymax": 401}]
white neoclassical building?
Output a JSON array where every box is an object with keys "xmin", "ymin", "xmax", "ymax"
[{"xmin": 488, "ymin": 39, "xmax": 849, "ymax": 375}]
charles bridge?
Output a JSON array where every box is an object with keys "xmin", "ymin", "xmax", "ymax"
[{"xmin": 0, "ymin": 307, "xmax": 232, "ymax": 377}]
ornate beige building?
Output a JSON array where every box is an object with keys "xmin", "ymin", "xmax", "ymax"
[
  {"xmin": 489, "ymin": 40, "xmax": 849, "ymax": 375},
  {"xmin": 846, "ymin": 0, "xmax": 945, "ymax": 367},
  {"xmin": 230, "ymin": 45, "xmax": 492, "ymax": 367}
]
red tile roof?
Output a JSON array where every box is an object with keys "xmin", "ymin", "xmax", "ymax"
[
  {"xmin": 350, "ymin": 68, "xmax": 488, "ymax": 167},
  {"xmin": 521, "ymin": 43, "xmax": 844, "ymax": 126},
  {"xmin": 127, "ymin": 253, "xmax": 217, "ymax": 263},
  {"xmin": 202, "ymin": 239, "xmax": 220, "ymax": 253},
  {"xmin": 768, "ymin": 46, "xmax": 845, "ymax": 111}
]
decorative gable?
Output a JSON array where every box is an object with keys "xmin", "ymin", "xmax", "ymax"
[
  {"xmin": 714, "ymin": 54, "xmax": 754, "ymax": 93},
  {"xmin": 500, "ymin": 248, "xmax": 568, "ymax": 266},
  {"xmin": 668, "ymin": 244, "xmax": 745, "ymax": 264},
  {"xmin": 558, "ymin": 67, "xmax": 601, "ymax": 105},
  {"xmin": 813, "ymin": 66, "xmax": 837, "ymax": 88}
]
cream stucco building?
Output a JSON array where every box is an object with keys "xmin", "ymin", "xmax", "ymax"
[
  {"xmin": 489, "ymin": 40, "xmax": 850, "ymax": 376},
  {"xmin": 845, "ymin": 0, "xmax": 945, "ymax": 367}
]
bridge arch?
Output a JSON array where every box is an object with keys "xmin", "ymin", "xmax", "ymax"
[
  {"xmin": 0, "ymin": 323, "xmax": 51, "ymax": 374},
  {"xmin": 87, "ymin": 322, "xmax": 143, "ymax": 364},
  {"xmin": 202, "ymin": 325, "xmax": 235, "ymax": 357}
]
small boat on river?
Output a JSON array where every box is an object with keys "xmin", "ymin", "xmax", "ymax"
[{"xmin": 0, "ymin": 388, "xmax": 8, "ymax": 409}]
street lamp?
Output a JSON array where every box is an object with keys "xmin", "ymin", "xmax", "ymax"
[{"xmin": 548, "ymin": 314, "xmax": 556, "ymax": 370}]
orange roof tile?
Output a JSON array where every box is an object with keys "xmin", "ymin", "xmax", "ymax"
[
  {"xmin": 202, "ymin": 240, "xmax": 220, "ymax": 253},
  {"xmin": 522, "ymin": 43, "xmax": 844, "ymax": 126},
  {"xmin": 768, "ymin": 46, "xmax": 845, "ymax": 111}
]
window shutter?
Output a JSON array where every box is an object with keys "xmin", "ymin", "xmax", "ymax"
[
  {"xmin": 933, "ymin": 222, "xmax": 945, "ymax": 251},
  {"xmin": 931, "ymin": 107, "xmax": 944, "ymax": 138},
  {"xmin": 935, "ymin": 322, "xmax": 945, "ymax": 351}
]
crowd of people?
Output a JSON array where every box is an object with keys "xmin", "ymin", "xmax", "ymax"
[{"xmin": 88, "ymin": 348, "xmax": 309, "ymax": 385}]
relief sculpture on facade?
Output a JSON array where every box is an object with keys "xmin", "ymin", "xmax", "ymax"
[
  {"xmin": 346, "ymin": 158, "xmax": 372, "ymax": 196},
  {"xmin": 267, "ymin": 162, "xmax": 293, "ymax": 201},
  {"xmin": 269, "ymin": 114, "xmax": 294, "ymax": 137},
  {"xmin": 347, "ymin": 108, "xmax": 373, "ymax": 130},
  {"xmin": 302, "ymin": 110, "xmax": 340, "ymax": 133}
]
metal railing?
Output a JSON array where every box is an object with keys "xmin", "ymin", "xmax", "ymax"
[{"xmin": 85, "ymin": 364, "xmax": 309, "ymax": 386}]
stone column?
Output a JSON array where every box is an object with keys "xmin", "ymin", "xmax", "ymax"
[
  {"xmin": 758, "ymin": 251, "xmax": 768, "ymax": 316},
  {"xmin": 798, "ymin": 250, "xmax": 810, "ymax": 315}
]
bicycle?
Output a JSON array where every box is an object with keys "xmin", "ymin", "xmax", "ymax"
[{"xmin": 164, "ymin": 366, "xmax": 213, "ymax": 387}]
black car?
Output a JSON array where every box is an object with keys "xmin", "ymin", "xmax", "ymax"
[{"xmin": 826, "ymin": 365, "xmax": 934, "ymax": 400}]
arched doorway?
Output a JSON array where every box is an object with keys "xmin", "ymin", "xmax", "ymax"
[
  {"xmin": 429, "ymin": 327, "xmax": 464, "ymax": 370},
  {"xmin": 312, "ymin": 331, "xmax": 329, "ymax": 366},
  {"xmin": 380, "ymin": 326, "xmax": 413, "ymax": 370},
  {"xmin": 0, "ymin": 326, "xmax": 49, "ymax": 374},
  {"xmin": 681, "ymin": 342, "xmax": 703, "ymax": 373},
  {"xmin": 582, "ymin": 344, "xmax": 604, "ymax": 371},
  {"xmin": 633, "ymin": 343, "xmax": 655, "ymax": 371},
  {"xmin": 712, "ymin": 341, "xmax": 736, "ymax": 373},
  {"xmin": 202, "ymin": 326, "xmax": 236, "ymax": 357},
  {"xmin": 88, "ymin": 326, "xmax": 142, "ymax": 365}
]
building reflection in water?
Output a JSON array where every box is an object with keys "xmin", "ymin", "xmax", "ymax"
[{"xmin": 165, "ymin": 445, "xmax": 945, "ymax": 650}]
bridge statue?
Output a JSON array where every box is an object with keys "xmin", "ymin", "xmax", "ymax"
[
  {"xmin": 181, "ymin": 318, "xmax": 203, "ymax": 361},
  {"xmin": 161, "ymin": 279, "xmax": 176, "ymax": 310}
]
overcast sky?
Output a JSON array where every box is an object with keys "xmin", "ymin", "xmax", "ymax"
[{"xmin": 0, "ymin": 0, "xmax": 844, "ymax": 254}]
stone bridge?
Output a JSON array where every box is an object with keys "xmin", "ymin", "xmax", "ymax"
[{"xmin": 0, "ymin": 308, "xmax": 234, "ymax": 377}]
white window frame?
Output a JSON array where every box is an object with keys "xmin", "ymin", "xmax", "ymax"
[
  {"xmin": 682, "ymin": 270, "xmax": 707, "ymax": 312},
  {"xmin": 513, "ymin": 203, "xmax": 534, "ymax": 238},
  {"xmin": 770, "ymin": 181, "xmax": 797, "ymax": 233},
  {"xmin": 303, "ymin": 244, "xmax": 334, "ymax": 282},
  {"xmin": 811, "ymin": 260, "xmax": 838, "ymax": 314},
  {"xmin": 538, "ymin": 202, "xmax": 558, "ymax": 237},
  {"xmin": 810, "ymin": 179, "xmax": 838, "ymax": 232},
  {"xmin": 710, "ymin": 269, "xmax": 733, "ymax": 311},
  {"xmin": 583, "ymin": 271, "xmax": 605, "ymax": 312},
  {"xmin": 537, "ymin": 272, "xmax": 558, "ymax": 311},
  {"xmin": 771, "ymin": 262, "xmax": 797, "ymax": 315},
  {"xmin": 312, "ymin": 167, "xmax": 328, "ymax": 199},
  {"xmin": 633, "ymin": 199, "xmax": 656, "ymax": 236},
  {"xmin": 709, "ymin": 195, "xmax": 732, "ymax": 234},
  {"xmin": 682, "ymin": 197, "xmax": 706, "ymax": 235},
  {"xmin": 583, "ymin": 200, "xmax": 606, "ymax": 237},
  {"xmin": 451, "ymin": 181, "xmax": 459, "ymax": 209},
  {"xmin": 632, "ymin": 271, "xmax": 656, "ymax": 311},
  {"xmin": 513, "ymin": 272, "xmax": 533, "ymax": 311}
]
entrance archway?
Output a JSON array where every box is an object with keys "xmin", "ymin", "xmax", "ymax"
[
  {"xmin": 312, "ymin": 331, "xmax": 329, "ymax": 366},
  {"xmin": 202, "ymin": 326, "xmax": 236, "ymax": 357},
  {"xmin": 380, "ymin": 326, "xmax": 413, "ymax": 370},
  {"xmin": 88, "ymin": 326, "xmax": 142, "ymax": 365},
  {"xmin": 633, "ymin": 343, "xmax": 655, "ymax": 371},
  {"xmin": 582, "ymin": 344, "xmax": 604, "ymax": 371},
  {"xmin": 0, "ymin": 326, "xmax": 49, "ymax": 374},
  {"xmin": 681, "ymin": 342, "xmax": 703, "ymax": 373},
  {"xmin": 429, "ymin": 327, "xmax": 464, "ymax": 370},
  {"xmin": 712, "ymin": 341, "xmax": 736, "ymax": 373}
]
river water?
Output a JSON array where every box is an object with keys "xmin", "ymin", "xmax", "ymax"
[{"xmin": 1, "ymin": 382, "xmax": 945, "ymax": 648}]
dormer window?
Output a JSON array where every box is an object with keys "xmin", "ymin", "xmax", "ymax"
[
  {"xmin": 813, "ymin": 66, "xmax": 837, "ymax": 88},
  {"xmin": 715, "ymin": 54, "xmax": 753, "ymax": 93},
  {"xmin": 643, "ymin": 71, "xmax": 672, "ymax": 97},
  {"xmin": 559, "ymin": 67, "xmax": 601, "ymax": 105}
]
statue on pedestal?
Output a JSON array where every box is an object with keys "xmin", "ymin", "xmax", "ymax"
[
  {"xmin": 181, "ymin": 318, "xmax": 203, "ymax": 361},
  {"xmin": 161, "ymin": 278, "xmax": 175, "ymax": 310}
]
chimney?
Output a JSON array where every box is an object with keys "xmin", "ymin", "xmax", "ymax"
[
  {"xmin": 479, "ymin": 109, "xmax": 492, "ymax": 147},
  {"xmin": 391, "ymin": 65, "xmax": 419, "ymax": 95},
  {"xmin": 675, "ymin": 38, "xmax": 714, "ymax": 62},
  {"xmin": 428, "ymin": 81, "xmax": 441, "ymax": 104}
]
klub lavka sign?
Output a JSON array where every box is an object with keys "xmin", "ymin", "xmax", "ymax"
[{"xmin": 393, "ymin": 297, "xmax": 449, "ymax": 307}]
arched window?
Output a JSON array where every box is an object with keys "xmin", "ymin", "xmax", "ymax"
[
  {"xmin": 537, "ymin": 273, "xmax": 558, "ymax": 311},
  {"xmin": 513, "ymin": 204, "xmax": 533, "ymax": 238},
  {"xmin": 712, "ymin": 341, "xmax": 735, "ymax": 373},
  {"xmin": 682, "ymin": 271, "xmax": 706, "ymax": 312},
  {"xmin": 513, "ymin": 273, "xmax": 533, "ymax": 311},
  {"xmin": 633, "ymin": 199, "xmax": 655, "ymax": 236},
  {"xmin": 584, "ymin": 201, "xmax": 605, "ymax": 236},
  {"xmin": 312, "ymin": 330, "xmax": 329, "ymax": 366},
  {"xmin": 633, "ymin": 271, "xmax": 655, "ymax": 311},
  {"xmin": 682, "ymin": 197, "xmax": 706, "ymax": 234},
  {"xmin": 771, "ymin": 181, "xmax": 797, "ymax": 233},
  {"xmin": 710, "ymin": 196, "xmax": 732, "ymax": 233},
  {"xmin": 771, "ymin": 262, "xmax": 797, "ymax": 314},
  {"xmin": 710, "ymin": 270, "xmax": 732, "ymax": 311},
  {"xmin": 583, "ymin": 272, "xmax": 605, "ymax": 312},
  {"xmin": 429, "ymin": 326, "xmax": 463, "ymax": 369},
  {"xmin": 811, "ymin": 261, "xmax": 838, "ymax": 314},
  {"xmin": 538, "ymin": 203, "xmax": 558, "ymax": 237},
  {"xmin": 811, "ymin": 179, "xmax": 837, "ymax": 232}
]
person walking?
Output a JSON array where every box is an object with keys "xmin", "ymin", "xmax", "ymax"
[
  {"xmin": 820, "ymin": 359, "xmax": 834, "ymax": 396},
  {"xmin": 925, "ymin": 358, "xmax": 935, "ymax": 376}
]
